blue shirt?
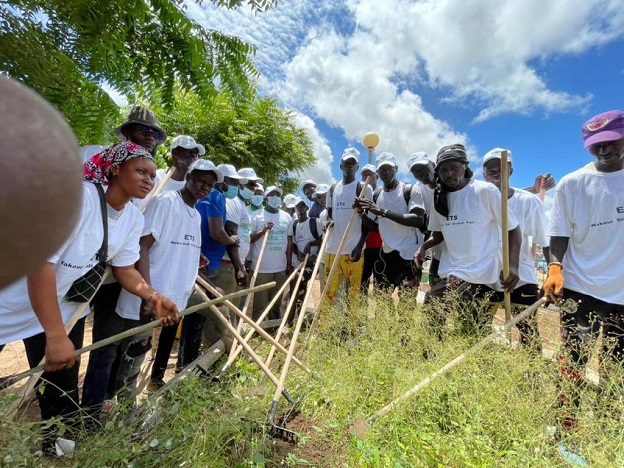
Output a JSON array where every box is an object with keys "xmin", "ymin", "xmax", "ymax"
[
  {"xmin": 308, "ymin": 201, "xmax": 324, "ymax": 218},
  {"xmin": 197, "ymin": 188, "xmax": 227, "ymax": 269}
]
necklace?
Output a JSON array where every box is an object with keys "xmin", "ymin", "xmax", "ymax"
[{"xmin": 178, "ymin": 190, "xmax": 196, "ymax": 218}]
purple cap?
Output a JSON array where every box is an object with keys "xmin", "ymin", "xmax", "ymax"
[{"xmin": 582, "ymin": 110, "xmax": 624, "ymax": 149}]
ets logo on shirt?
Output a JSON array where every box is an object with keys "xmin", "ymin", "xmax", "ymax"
[
  {"xmin": 446, "ymin": 215, "xmax": 458, "ymax": 221},
  {"xmin": 617, "ymin": 206, "xmax": 624, "ymax": 214}
]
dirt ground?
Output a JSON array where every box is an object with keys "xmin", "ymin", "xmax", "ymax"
[{"xmin": 1, "ymin": 273, "xmax": 569, "ymax": 468}]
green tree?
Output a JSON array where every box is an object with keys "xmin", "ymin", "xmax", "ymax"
[
  {"xmin": 155, "ymin": 91, "xmax": 315, "ymax": 193},
  {"xmin": 0, "ymin": 0, "xmax": 276, "ymax": 143}
]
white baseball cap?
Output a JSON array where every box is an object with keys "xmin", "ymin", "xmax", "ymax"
[
  {"xmin": 376, "ymin": 152, "xmax": 397, "ymax": 169},
  {"xmin": 407, "ymin": 152, "xmax": 433, "ymax": 170},
  {"xmin": 255, "ymin": 183, "xmax": 264, "ymax": 193},
  {"xmin": 283, "ymin": 194, "xmax": 298, "ymax": 208},
  {"xmin": 341, "ymin": 147, "xmax": 360, "ymax": 162},
  {"xmin": 360, "ymin": 163, "xmax": 376, "ymax": 174},
  {"xmin": 217, "ymin": 164, "xmax": 248, "ymax": 184},
  {"xmin": 171, "ymin": 135, "xmax": 206, "ymax": 155},
  {"xmin": 311, "ymin": 183, "xmax": 330, "ymax": 199},
  {"xmin": 238, "ymin": 167, "xmax": 263, "ymax": 184},
  {"xmin": 482, "ymin": 147, "xmax": 513, "ymax": 165},
  {"xmin": 188, "ymin": 159, "xmax": 224, "ymax": 183},
  {"xmin": 264, "ymin": 185, "xmax": 283, "ymax": 197},
  {"xmin": 299, "ymin": 179, "xmax": 317, "ymax": 192}
]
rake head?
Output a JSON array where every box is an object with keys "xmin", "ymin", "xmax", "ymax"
[{"xmin": 266, "ymin": 401, "xmax": 300, "ymax": 443}]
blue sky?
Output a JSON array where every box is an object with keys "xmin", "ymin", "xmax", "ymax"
[{"xmin": 181, "ymin": 0, "xmax": 624, "ymax": 206}]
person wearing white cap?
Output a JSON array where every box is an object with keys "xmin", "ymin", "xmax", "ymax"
[
  {"xmin": 301, "ymin": 179, "xmax": 324, "ymax": 219},
  {"xmin": 283, "ymin": 193, "xmax": 299, "ymax": 218},
  {"xmin": 312, "ymin": 184, "xmax": 329, "ymax": 219},
  {"xmin": 482, "ymin": 148, "xmax": 549, "ymax": 352},
  {"xmin": 249, "ymin": 186, "xmax": 294, "ymax": 321},
  {"xmin": 177, "ymin": 164, "xmax": 243, "ymax": 360},
  {"xmin": 356, "ymin": 152, "xmax": 426, "ymax": 292},
  {"xmin": 324, "ymin": 147, "xmax": 373, "ymax": 306},
  {"xmin": 111, "ymin": 159, "xmax": 221, "ymax": 392},
  {"xmin": 408, "ymin": 151, "xmax": 442, "ymax": 286},
  {"xmin": 219, "ymin": 164, "xmax": 252, "ymax": 296},
  {"xmin": 249, "ymin": 183, "xmax": 265, "ymax": 212},
  {"xmin": 238, "ymin": 167, "xmax": 264, "ymax": 207},
  {"xmin": 134, "ymin": 135, "xmax": 205, "ymax": 211},
  {"xmin": 288, "ymin": 198, "xmax": 323, "ymax": 323},
  {"xmin": 359, "ymin": 163, "xmax": 382, "ymax": 293}
]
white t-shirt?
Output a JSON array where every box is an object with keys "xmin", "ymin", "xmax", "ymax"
[
  {"xmin": 326, "ymin": 180, "xmax": 374, "ymax": 255},
  {"xmin": 507, "ymin": 188, "xmax": 549, "ymax": 288},
  {"xmin": 0, "ymin": 182, "xmax": 143, "ymax": 344},
  {"xmin": 547, "ymin": 164, "xmax": 624, "ymax": 304},
  {"xmin": 293, "ymin": 217, "xmax": 323, "ymax": 257},
  {"xmin": 134, "ymin": 168, "xmax": 186, "ymax": 211},
  {"xmin": 250, "ymin": 209, "xmax": 293, "ymax": 273},
  {"xmin": 116, "ymin": 191, "xmax": 201, "ymax": 320},
  {"xmin": 376, "ymin": 182, "xmax": 425, "ymax": 260},
  {"xmin": 417, "ymin": 182, "xmax": 442, "ymax": 261},
  {"xmin": 428, "ymin": 179, "xmax": 519, "ymax": 284},
  {"xmin": 223, "ymin": 196, "xmax": 252, "ymax": 262}
]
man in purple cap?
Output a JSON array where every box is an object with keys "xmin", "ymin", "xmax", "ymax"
[{"xmin": 544, "ymin": 110, "xmax": 624, "ymax": 432}]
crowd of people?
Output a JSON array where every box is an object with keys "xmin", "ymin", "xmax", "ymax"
[{"xmin": 0, "ymin": 104, "xmax": 622, "ymax": 457}]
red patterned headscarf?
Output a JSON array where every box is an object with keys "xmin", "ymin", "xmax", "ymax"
[{"xmin": 83, "ymin": 141, "xmax": 154, "ymax": 185}]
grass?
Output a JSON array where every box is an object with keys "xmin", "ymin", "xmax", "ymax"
[{"xmin": 2, "ymin": 290, "xmax": 624, "ymax": 466}]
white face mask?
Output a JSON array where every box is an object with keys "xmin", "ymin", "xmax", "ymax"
[
  {"xmin": 239, "ymin": 186, "xmax": 253, "ymax": 200},
  {"xmin": 266, "ymin": 195, "xmax": 282, "ymax": 209},
  {"xmin": 251, "ymin": 195, "xmax": 264, "ymax": 207}
]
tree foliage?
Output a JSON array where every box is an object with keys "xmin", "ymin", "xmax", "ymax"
[
  {"xmin": 155, "ymin": 91, "xmax": 315, "ymax": 193},
  {"xmin": 0, "ymin": 0, "xmax": 266, "ymax": 143}
]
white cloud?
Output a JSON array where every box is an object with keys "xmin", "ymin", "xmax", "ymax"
[
  {"xmin": 289, "ymin": 112, "xmax": 335, "ymax": 184},
  {"xmin": 187, "ymin": 0, "xmax": 624, "ymax": 176}
]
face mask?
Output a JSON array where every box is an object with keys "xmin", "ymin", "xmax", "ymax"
[
  {"xmin": 251, "ymin": 195, "xmax": 264, "ymax": 207},
  {"xmin": 266, "ymin": 195, "xmax": 282, "ymax": 209},
  {"xmin": 239, "ymin": 186, "xmax": 253, "ymax": 200},
  {"xmin": 224, "ymin": 185, "xmax": 239, "ymax": 199}
]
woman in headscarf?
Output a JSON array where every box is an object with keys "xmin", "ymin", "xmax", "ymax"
[{"xmin": 0, "ymin": 141, "xmax": 178, "ymax": 454}]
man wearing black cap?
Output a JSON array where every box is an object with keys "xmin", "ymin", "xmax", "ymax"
[
  {"xmin": 415, "ymin": 144, "xmax": 521, "ymax": 337},
  {"xmin": 545, "ymin": 110, "xmax": 624, "ymax": 432}
]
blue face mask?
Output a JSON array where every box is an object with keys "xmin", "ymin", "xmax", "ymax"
[
  {"xmin": 239, "ymin": 186, "xmax": 253, "ymax": 200},
  {"xmin": 266, "ymin": 195, "xmax": 282, "ymax": 209},
  {"xmin": 224, "ymin": 185, "xmax": 239, "ymax": 199},
  {"xmin": 251, "ymin": 195, "xmax": 264, "ymax": 207}
]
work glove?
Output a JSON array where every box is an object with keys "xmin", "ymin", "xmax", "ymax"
[{"xmin": 542, "ymin": 263, "xmax": 564, "ymax": 304}]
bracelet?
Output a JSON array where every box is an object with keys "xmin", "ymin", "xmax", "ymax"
[
  {"xmin": 548, "ymin": 262, "xmax": 562, "ymax": 268},
  {"xmin": 380, "ymin": 209, "xmax": 388, "ymax": 218}
]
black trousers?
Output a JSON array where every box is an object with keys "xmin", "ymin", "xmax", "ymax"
[
  {"xmin": 374, "ymin": 249, "xmax": 421, "ymax": 292},
  {"xmin": 361, "ymin": 247, "xmax": 381, "ymax": 293},
  {"xmin": 151, "ymin": 322, "xmax": 178, "ymax": 382},
  {"xmin": 23, "ymin": 317, "xmax": 86, "ymax": 424},
  {"xmin": 424, "ymin": 276, "xmax": 501, "ymax": 338}
]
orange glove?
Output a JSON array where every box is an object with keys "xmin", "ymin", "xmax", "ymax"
[{"xmin": 543, "ymin": 263, "xmax": 564, "ymax": 303}]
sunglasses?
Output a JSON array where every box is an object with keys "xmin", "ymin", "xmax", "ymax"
[{"xmin": 134, "ymin": 124, "xmax": 164, "ymax": 141}]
